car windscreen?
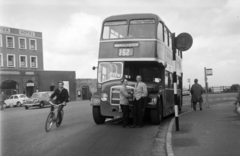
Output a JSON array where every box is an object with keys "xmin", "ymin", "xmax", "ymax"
[{"xmin": 31, "ymin": 93, "xmax": 44, "ymax": 98}]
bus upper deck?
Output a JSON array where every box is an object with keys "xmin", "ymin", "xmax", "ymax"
[{"xmin": 98, "ymin": 13, "xmax": 182, "ymax": 76}]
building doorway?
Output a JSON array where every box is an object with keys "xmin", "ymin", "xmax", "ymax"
[
  {"xmin": 0, "ymin": 80, "xmax": 19, "ymax": 97},
  {"xmin": 26, "ymin": 80, "xmax": 34, "ymax": 97},
  {"xmin": 82, "ymin": 86, "xmax": 90, "ymax": 100}
]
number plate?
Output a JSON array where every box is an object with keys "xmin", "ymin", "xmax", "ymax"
[{"xmin": 118, "ymin": 48, "xmax": 133, "ymax": 56}]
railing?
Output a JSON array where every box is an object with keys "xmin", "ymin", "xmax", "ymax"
[{"xmin": 207, "ymin": 86, "xmax": 239, "ymax": 93}]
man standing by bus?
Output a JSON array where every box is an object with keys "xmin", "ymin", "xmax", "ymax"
[
  {"xmin": 131, "ymin": 75, "xmax": 148, "ymax": 128},
  {"xmin": 191, "ymin": 79, "xmax": 204, "ymax": 111},
  {"xmin": 119, "ymin": 79, "xmax": 131, "ymax": 128}
]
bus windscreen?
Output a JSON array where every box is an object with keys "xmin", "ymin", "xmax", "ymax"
[
  {"xmin": 129, "ymin": 19, "xmax": 155, "ymax": 38},
  {"xmin": 98, "ymin": 62, "xmax": 123, "ymax": 83},
  {"xmin": 103, "ymin": 21, "xmax": 127, "ymax": 39}
]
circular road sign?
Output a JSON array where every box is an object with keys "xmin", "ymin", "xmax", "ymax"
[{"xmin": 176, "ymin": 33, "xmax": 193, "ymax": 51}]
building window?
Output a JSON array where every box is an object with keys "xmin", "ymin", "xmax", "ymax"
[
  {"xmin": 7, "ymin": 54, "xmax": 16, "ymax": 67},
  {"xmin": 6, "ymin": 36, "xmax": 15, "ymax": 48},
  {"xmin": 0, "ymin": 35, "xmax": 2, "ymax": 47},
  {"xmin": 0, "ymin": 53, "xmax": 3, "ymax": 67},
  {"xmin": 19, "ymin": 55, "xmax": 27, "ymax": 68},
  {"xmin": 19, "ymin": 37, "xmax": 27, "ymax": 49},
  {"xmin": 29, "ymin": 39, "xmax": 37, "ymax": 50},
  {"xmin": 30, "ymin": 56, "xmax": 38, "ymax": 68}
]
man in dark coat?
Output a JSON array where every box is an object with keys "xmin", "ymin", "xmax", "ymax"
[
  {"xmin": 191, "ymin": 79, "xmax": 204, "ymax": 111},
  {"xmin": 49, "ymin": 81, "xmax": 69, "ymax": 121}
]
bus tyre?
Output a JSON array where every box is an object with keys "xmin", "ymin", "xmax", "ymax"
[
  {"xmin": 150, "ymin": 109, "xmax": 162, "ymax": 125},
  {"xmin": 92, "ymin": 106, "xmax": 106, "ymax": 124}
]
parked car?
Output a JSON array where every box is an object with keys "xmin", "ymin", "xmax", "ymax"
[
  {"xmin": 24, "ymin": 91, "xmax": 53, "ymax": 110},
  {"xmin": 182, "ymin": 89, "xmax": 191, "ymax": 96},
  {"xmin": 4, "ymin": 94, "xmax": 29, "ymax": 107}
]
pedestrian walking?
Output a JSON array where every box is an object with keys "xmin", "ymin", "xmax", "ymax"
[
  {"xmin": 0, "ymin": 92, "xmax": 5, "ymax": 110},
  {"xmin": 191, "ymin": 79, "xmax": 204, "ymax": 111},
  {"xmin": 130, "ymin": 75, "xmax": 148, "ymax": 128},
  {"xmin": 119, "ymin": 79, "xmax": 131, "ymax": 128}
]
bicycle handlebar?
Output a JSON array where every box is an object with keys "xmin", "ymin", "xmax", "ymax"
[{"xmin": 49, "ymin": 101, "xmax": 66, "ymax": 106}]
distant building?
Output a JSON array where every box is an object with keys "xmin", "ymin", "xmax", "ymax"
[{"xmin": 0, "ymin": 26, "xmax": 76, "ymax": 100}]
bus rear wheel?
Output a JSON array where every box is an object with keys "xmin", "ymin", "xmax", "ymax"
[
  {"xmin": 92, "ymin": 106, "xmax": 106, "ymax": 124},
  {"xmin": 150, "ymin": 108, "xmax": 162, "ymax": 125}
]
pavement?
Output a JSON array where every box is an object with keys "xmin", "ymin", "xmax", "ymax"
[{"xmin": 168, "ymin": 102, "xmax": 240, "ymax": 156}]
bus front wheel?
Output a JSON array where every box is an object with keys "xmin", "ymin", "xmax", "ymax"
[
  {"xmin": 150, "ymin": 109, "xmax": 162, "ymax": 125},
  {"xmin": 92, "ymin": 106, "xmax": 106, "ymax": 124}
]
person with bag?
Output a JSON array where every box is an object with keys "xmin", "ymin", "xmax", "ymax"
[
  {"xmin": 119, "ymin": 79, "xmax": 131, "ymax": 128},
  {"xmin": 191, "ymin": 79, "xmax": 204, "ymax": 111}
]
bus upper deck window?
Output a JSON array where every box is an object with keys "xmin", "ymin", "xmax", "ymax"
[
  {"xmin": 168, "ymin": 33, "xmax": 172, "ymax": 49},
  {"xmin": 102, "ymin": 21, "xmax": 127, "ymax": 39},
  {"xmin": 129, "ymin": 19, "xmax": 155, "ymax": 38},
  {"xmin": 157, "ymin": 23, "xmax": 163, "ymax": 41},
  {"xmin": 164, "ymin": 27, "xmax": 168, "ymax": 45}
]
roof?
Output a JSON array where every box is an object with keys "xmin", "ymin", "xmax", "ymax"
[{"xmin": 104, "ymin": 13, "xmax": 163, "ymax": 23}]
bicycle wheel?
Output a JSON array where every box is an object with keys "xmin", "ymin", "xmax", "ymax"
[
  {"xmin": 56, "ymin": 110, "xmax": 64, "ymax": 127},
  {"xmin": 45, "ymin": 112, "xmax": 55, "ymax": 132}
]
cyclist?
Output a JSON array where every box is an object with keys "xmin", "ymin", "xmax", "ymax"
[{"xmin": 49, "ymin": 81, "xmax": 69, "ymax": 123}]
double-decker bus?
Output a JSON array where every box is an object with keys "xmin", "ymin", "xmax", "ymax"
[{"xmin": 91, "ymin": 13, "xmax": 183, "ymax": 124}]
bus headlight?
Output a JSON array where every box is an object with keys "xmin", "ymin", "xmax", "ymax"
[
  {"xmin": 101, "ymin": 93, "xmax": 108, "ymax": 101},
  {"xmin": 148, "ymin": 98, "xmax": 157, "ymax": 105}
]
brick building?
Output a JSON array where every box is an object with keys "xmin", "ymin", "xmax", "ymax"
[{"xmin": 0, "ymin": 26, "xmax": 76, "ymax": 100}]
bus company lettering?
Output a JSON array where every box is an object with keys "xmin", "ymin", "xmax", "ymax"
[
  {"xmin": 19, "ymin": 30, "xmax": 35, "ymax": 37},
  {"xmin": 114, "ymin": 43, "xmax": 139, "ymax": 48}
]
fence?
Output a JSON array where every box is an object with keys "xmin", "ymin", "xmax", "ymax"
[{"xmin": 208, "ymin": 86, "xmax": 239, "ymax": 93}]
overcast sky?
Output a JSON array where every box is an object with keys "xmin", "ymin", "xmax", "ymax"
[{"xmin": 1, "ymin": 0, "xmax": 239, "ymax": 88}]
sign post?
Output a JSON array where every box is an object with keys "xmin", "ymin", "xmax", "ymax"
[
  {"xmin": 173, "ymin": 32, "xmax": 193, "ymax": 132},
  {"xmin": 204, "ymin": 68, "xmax": 212, "ymax": 108}
]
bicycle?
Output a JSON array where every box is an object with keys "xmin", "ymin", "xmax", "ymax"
[{"xmin": 45, "ymin": 101, "xmax": 65, "ymax": 132}]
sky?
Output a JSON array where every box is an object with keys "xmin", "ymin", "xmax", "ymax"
[{"xmin": 0, "ymin": 0, "xmax": 240, "ymax": 88}]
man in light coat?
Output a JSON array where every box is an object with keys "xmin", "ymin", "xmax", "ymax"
[
  {"xmin": 119, "ymin": 79, "xmax": 131, "ymax": 128},
  {"xmin": 131, "ymin": 75, "xmax": 148, "ymax": 128},
  {"xmin": 191, "ymin": 79, "xmax": 204, "ymax": 111}
]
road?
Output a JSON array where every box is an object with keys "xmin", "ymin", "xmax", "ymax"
[{"xmin": 1, "ymin": 93, "xmax": 237, "ymax": 156}]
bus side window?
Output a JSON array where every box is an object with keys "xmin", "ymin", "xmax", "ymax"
[
  {"xmin": 168, "ymin": 72, "xmax": 173, "ymax": 88},
  {"xmin": 168, "ymin": 32, "xmax": 172, "ymax": 49},
  {"xmin": 157, "ymin": 22, "xmax": 163, "ymax": 41},
  {"xmin": 177, "ymin": 76, "xmax": 180, "ymax": 89},
  {"xmin": 164, "ymin": 26, "xmax": 168, "ymax": 46},
  {"xmin": 165, "ymin": 71, "xmax": 169, "ymax": 88}
]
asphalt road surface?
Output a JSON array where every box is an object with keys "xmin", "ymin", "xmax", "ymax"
[{"xmin": 1, "ymin": 93, "xmax": 237, "ymax": 156}]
